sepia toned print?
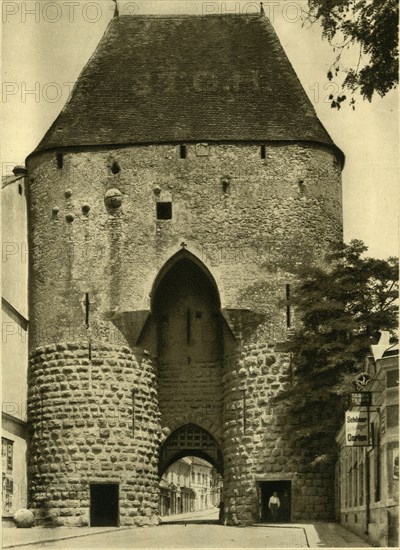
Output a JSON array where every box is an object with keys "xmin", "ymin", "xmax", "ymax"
[{"xmin": 2, "ymin": 1, "xmax": 398, "ymax": 548}]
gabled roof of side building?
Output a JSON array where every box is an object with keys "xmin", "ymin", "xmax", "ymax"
[{"xmin": 28, "ymin": 14, "xmax": 343, "ymax": 163}]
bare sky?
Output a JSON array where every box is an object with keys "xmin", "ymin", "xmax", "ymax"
[{"xmin": 1, "ymin": 0, "xmax": 398, "ymax": 259}]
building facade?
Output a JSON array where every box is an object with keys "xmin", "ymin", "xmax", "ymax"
[
  {"xmin": 189, "ymin": 457, "xmax": 215, "ymax": 512},
  {"xmin": 159, "ymin": 457, "xmax": 194, "ymax": 516},
  {"xmin": 2, "ymin": 167, "xmax": 29, "ymax": 522},
  {"xmin": 25, "ymin": 13, "xmax": 343, "ymax": 527},
  {"xmin": 336, "ymin": 334, "xmax": 399, "ymax": 547},
  {"xmin": 159, "ymin": 457, "xmax": 217, "ymax": 516}
]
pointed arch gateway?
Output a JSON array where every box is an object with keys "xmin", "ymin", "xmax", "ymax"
[
  {"xmin": 150, "ymin": 249, "xmax": 221, "ymax": 310},
  {"xmin": 151, "ymin": 249, "xmax": 225, "ymax": 474}
]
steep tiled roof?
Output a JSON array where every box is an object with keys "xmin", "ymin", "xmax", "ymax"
[{"xmin": 31, "ymin": 14, "xmax": 340, "ymax": 158}]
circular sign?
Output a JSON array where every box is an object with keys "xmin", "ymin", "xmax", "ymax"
[{"xmin": 355, "ymin": 372, "xmax": 371, "ymax": 389}]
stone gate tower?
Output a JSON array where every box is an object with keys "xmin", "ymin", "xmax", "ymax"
[{"xmin": 26, "ymin": 13, "xmax": 343, "ymax": 527}]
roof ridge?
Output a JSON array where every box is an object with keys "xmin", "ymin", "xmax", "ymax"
[
  {"xmin": 28, "ymin": 13, "xmax": 343, "ymax": 164},
  {"xmin": 115, "ymin": 13, "xmax": 261, "ymax": 19}
]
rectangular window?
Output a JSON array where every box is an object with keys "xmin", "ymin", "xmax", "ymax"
[
  {"xmin": 2, "ymin": 438, "xmax": 13, "ymax": 473},
  {"xmin": 354, "ymin": 460, "xmax": 358, "ymax": 507},
  {"xmin": 387, "ymin": 405, "xmax": 399, "ymax": 428},
  {"xmin": 156, "ymin": 202, "xmax": 172, "ymax": 220},
  {"xmin": 359, "ymin": 460, "xmax": 364, "ymax": 505},
  {"xmin": 348, "ymin": 465, "xmax": 353, "ymax": 509},
  {"xmin": 179, "ymin": 144, "xmax": 187, "ymax": 159},
  {"xmin": 56, "ymin": 152, "xmax": 63, "ymax": 169},
  {"xmin": 343, "ymin": 457, "xmax": 347, "ymax": 508},
  {"xmin": 374, "ymin": 429, "xmax": 381, "ymax": 502},
  {"xmin": 2, "ymin": 438, "xmax": 13, "ymax": 513},
  {"xmin": 260, "ymin": 145, "xmax": 266, "ymax": 159},
  {"xmin": 387, "ymin": 369, "xmax": 398, "ymax": 388}
]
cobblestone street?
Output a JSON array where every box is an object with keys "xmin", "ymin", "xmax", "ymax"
[{"xmin": 4, "ymin": 509, "xmax": 371, "ymax": 549}]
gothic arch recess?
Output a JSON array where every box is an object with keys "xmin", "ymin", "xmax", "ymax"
[{"xmin": 150, "ymin": 249, "xmax": 221, "ymax": 311}]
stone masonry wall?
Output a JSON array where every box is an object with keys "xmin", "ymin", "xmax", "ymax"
[
  {"xmin": 27, "ymin": 143, "xmax": 342, "ymax": 348},
  {"xmin": 223, "ymin": 337, "xmax": 334, "ymax": 524},
  {"xmin": 26, "ymin": 141, "xmax": 341, "ymax": 525},
  {"xmin": 28, "ymin": 342, "xmax": 160, "ymax": 526}
]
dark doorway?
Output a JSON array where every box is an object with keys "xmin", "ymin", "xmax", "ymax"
[
  {"xmin": 258, "ymin": 480, "xmax": 291, "ymax": 523},
  {"xmin": 90, "ymin": 483, "xmax": 119, "ymax": 527}
]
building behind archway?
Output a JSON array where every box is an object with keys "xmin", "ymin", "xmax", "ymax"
[
  {"xmin": 25, "ymin": 12, "xmax": 343, "ymax": 527},
  {"xmin": 159, "ymin": 456, "xmax": 220, "ymax": 517}
]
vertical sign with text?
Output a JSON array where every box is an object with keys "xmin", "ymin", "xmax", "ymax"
[{"xmin": 345, "ymin": 411, "xmax": 369, "ymax": 446}]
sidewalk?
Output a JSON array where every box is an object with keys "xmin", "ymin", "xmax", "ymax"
[
  {"xmin": 2, "ymin": 515, "xmax": 373, "ymax": 549},
  {"xmin": 297, "ymin": 522, "xmax": 371, "ymax": 548},
  {"xmin": 255, "ymin": 522, "xmax": 372, "ymax": 548}
]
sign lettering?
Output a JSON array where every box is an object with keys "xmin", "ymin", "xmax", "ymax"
[{"xmin": 345, "ymin": 410, "xmax": 369, "ymax": 447}]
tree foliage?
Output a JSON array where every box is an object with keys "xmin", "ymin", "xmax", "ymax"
[
  {"xmin": 306, "ymin": 0, "xmax": 398, "ymax": 106},
  {"xmin": 275, "ymin": 240, "xmax": 398, "ymax": 465}
]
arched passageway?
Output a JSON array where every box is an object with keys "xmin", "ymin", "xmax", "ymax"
[
  {"xmin": 143, "ymin": 251, "xmax": 229, "ymax": 524},
  {"xmin": 158, "ymin": 425, "xmax": 223, "ymax": 523},
  {"xmin": 151, "ymin": 252, "xmax": 225, "ymax": 437}
]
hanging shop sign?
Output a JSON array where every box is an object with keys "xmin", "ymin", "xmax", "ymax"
[
  {"xmin": 345, "ymin": 410, "xmax": 369, "ymax": 446},
  {"xmin": 350, "ymin": 391, "xmax": 372, "ymax": 407}
]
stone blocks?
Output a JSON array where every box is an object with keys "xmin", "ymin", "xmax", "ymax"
[
  {"xmin": 28, "ymin": 343, "xmax": 161, "ymax": 526},
  {"xmin": 26, "ymin": 142, "xmax": 342, "ymax": 526}
]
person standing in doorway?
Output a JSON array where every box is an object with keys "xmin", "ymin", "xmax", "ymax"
[{"xmin": 268, "ymin": 491, "xmax": 280, "ymax": 522}]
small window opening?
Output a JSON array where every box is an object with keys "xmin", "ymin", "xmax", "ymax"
[
  {"xmin": 18, "ymin": 184, "xmax": 23, "ymax": 196},
  {"xmin": 222, "ymin": 177, "xmax": 230, "ymax": 194},
  {"xmin": 195, "ymin": 311, "xmax": 202, "ymax": 319},
  {"xmin": 56, "ymin": 152, "xmax": 63, "ymax": 169},
  {"xmin": 111, "ymin": 162, "xmax": 120, "ymax": 175},
  {"xmin": 260, "ymin": 145, "xmax": 266, "ymax": 159},
  {"xmin": 156, "ymin": 202, "xmax": 172, "ymax": 220},
  {"xmin": 286, "ymin": 284, "xmax": 291, "ymax": 328},
  {"xmin": 131, "ymin": 389, "xmax": 135, "ymax": 436},
  {"xmin": 84, "ymin": 292, "xmax": 90, "ymax": 328},
  {"xmin": 179, "ymin": 144, "xmax": 187, "ymax": 159}
]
